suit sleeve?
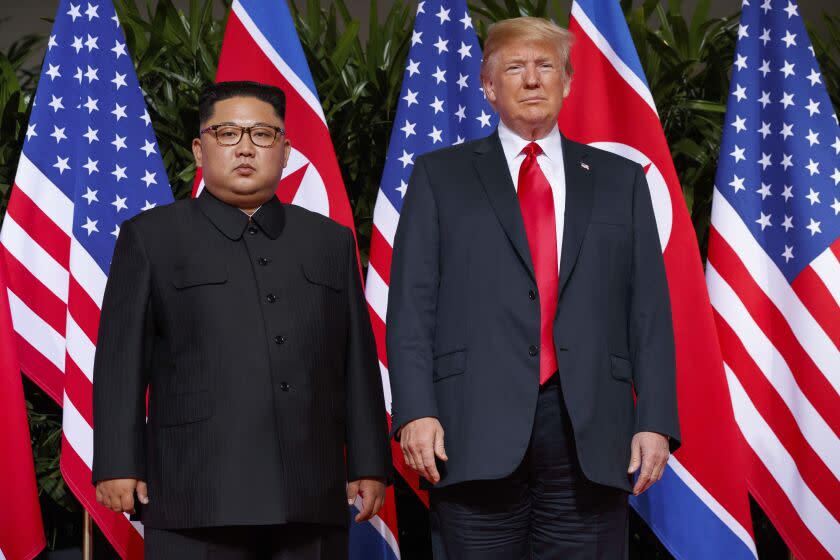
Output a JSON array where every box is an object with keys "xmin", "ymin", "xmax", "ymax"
[
  {"xmin": 628, "ymin": 163, "xmax": 681, "ymax": 452},
  {"xmin": 385, "ymin": 157, "xmax": 439, "ymax": 438},
  {"xmin": 92, "ymin": 220, "xmax": 152, "ymax": 483},
  {"xmin": 343, "ymin": 228, "xmax": 391, "ymax": 482}
]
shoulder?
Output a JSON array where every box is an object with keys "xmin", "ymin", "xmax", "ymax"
[
  {"xmin": 123, "ymin": 198, "xmax": 193, "ymax": 233},
  {"xmin": 565, "ymin": 137, "xmax": 642, "ymax": 175},
  {"xmin": 415, "ymin": 136, "xmax": 488, "ymax": 168},
  {"xmin": 283, "ymin": 204, "xmax": 353, "ymax": 244}
]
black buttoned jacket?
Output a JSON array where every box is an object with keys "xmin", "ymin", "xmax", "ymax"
[{"xmin": 92, "ymin": 190, "xmax": 390, "ymax": 529}]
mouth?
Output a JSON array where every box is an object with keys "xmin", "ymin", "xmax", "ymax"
[
  {"xmin": 521, "ymin": 97, "xmax": 546, "ymax": 104},
  {"xmin": 234, "ymin": 164, "xmax": 256, "ymax": 175}
]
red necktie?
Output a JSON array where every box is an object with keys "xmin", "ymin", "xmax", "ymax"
[{"xmin": 517, "ymin": 142, "xmax": 558, "ymax": 384}]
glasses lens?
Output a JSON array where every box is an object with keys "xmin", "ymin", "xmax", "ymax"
[
  {"xmin": 216, "ymin": 126, "xmax": 243, "ymax": 146},
  {"xmin": 249, "ymin": 127, "xmax": 277, "ymax": 147}
]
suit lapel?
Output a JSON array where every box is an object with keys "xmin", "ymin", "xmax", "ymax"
[
  {"xmin": 474, "ymin": 131, "xmax": 535, "ymax": 281},
  {"xmin": 558, "ymin": 135, "xmax": 594, "ymax": 297}
]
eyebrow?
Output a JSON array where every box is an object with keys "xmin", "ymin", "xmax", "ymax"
[{"xmin": 213, "ymin": 121, "xmax": 279, "ymax": 127}]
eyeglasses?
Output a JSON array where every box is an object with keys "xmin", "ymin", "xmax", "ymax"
[{"xmin": 200, "ymin": 124, "xmax": 285, "ymax": 147}]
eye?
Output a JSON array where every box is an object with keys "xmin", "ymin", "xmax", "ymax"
[
  {"xmin": 218, "ymin": 128, "xmax": 239, "ymax": 138},
  {"xmin": 252, "ymin": 128, "xmax": 273, "ymax": 139}
]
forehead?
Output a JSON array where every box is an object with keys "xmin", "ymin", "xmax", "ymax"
[
  {"xmin": 496, "ymin": 40, "xmax": 559, "ymax": 62},
  {"xmin": 208, "ymin": 96, "xmax": 282, "ymax": 124}
]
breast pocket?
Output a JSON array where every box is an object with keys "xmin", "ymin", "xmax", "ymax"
[
  {"xmin": 172, "ymin": 262, "xmax": 228, "ymax": 289},
  {"xmin": 301, "ymin": 261, "xmax": 344, "ymax": 292}
]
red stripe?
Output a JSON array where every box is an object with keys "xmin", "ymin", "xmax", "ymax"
[
  {"xmin": 368, "ymin": 228, "xmax": 393, "ymax": 287},
  {"xmin": 746, "ymin": 450, "xmax": 833, "ymax": 560},
  {"xmin": 60, "ymin": 440, "xmax": 145, "ymax": 559},
  {"xmin": 714, "ymin": 312, "xmax": 840, "ymax": 521},
  {"xmin": 68, "ymin": 277, "xmax": 102, "ymax": 345},
  {"xmin": 15, "ymin": 333, "xmax": 64, "ymax": 405},
  {"xmin": 708, "ymin": 229, "xmax": 840, "ymax": 434},
  {"xmin": 830, "ymin": 238, "xmax": 840, "ymax": 261},
  {"xmin": 367, "ymin": 303, "xmax": 388, "ymax": 370},
  {"xmin": 3, "ymin": 250, "xmax": 67, "ymax": 336},
  {"xmin": 791, "ymin": 264, "xmax": 840, "ymax": 349},
  {"xmin": 64, "ymin": 356, "xmax": 94, "ymax": 428},
  {"xmin": 7, "ymin": 185, "xmax": 71, "ymax": 268}
]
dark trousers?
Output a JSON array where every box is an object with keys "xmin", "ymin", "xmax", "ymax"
[
  {"xmin": 144, "ymin": 524, "xmax": 348, "ymax": 560},
  {"xmin": 430, "ymin": 377, "xmax": 629, "ymax": 559}
]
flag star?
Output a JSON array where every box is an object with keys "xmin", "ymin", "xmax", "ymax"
[
  {"xmin": 406, "ymin": 59, "xmax": 420, "ymax": 77},
  {"xmin": 140, "ymin": 109, "xmax": 151, "ymax": 126},
  {"xmin": 403, "ymin": 89, "xmax": 418, "ymax": 107},
  {"xmin": 755, "ymin": 212, "xmax": 772, "ymax": 230},
  {"xmin": 455, "ymin": 105, "xmax": 466, "ymax": 122},
  {"xmin": 112, "ymin": 103, "xmax": 128, "ymax": 120},
  {"xmin": 760, "ymin": 28, "xmax": 771, "ymax": 46},
  {"xmin": 733, "ymin": 84, "xmax": 747, "ymax": 102},
  {"xmin": 806, "ymin": 187, "xmax": 820, "ymax": 205},
  {"xmin": 416, "ymin": 1, "xmax": 424, "ymax": 13},
  {"xmin": 783, "ymin": 0, "xmax": 798, "ymax": 18},
  {"xmin": 111, "ymin": 133, "xmax": 127, "ymax": 151},
  {"xmin": 428, "ymin": 126, "xmax": 443, "ymax": 144},
  {"xmin": 757, "ymin": 152, "xmax": 772, "ymax": 170},
  {"xmin": 45, "ymin": 63, "xmax": 61, "ymax": 80},
  {"xmin": 758, "ymin": 59, "xmax": 771, "ymax": 76},
  {"xmin": 111, "ymin": 39, "xmax": 127, "ymax": 59},
  {"xmin": 50, "ymin": 125, "xmax": 67, "ymax": 144},
  {"xmin": 758, "ymin": 121, "xmax": 771, "ymax": 138},
  {"xmin": 48, "ymin": 95, "xmax": 64, "ymax": 112},
  {"xmin": 738, "ymin": 24, "xmax": 749, "ymax": 39},
  {"xmin": 435, "ymin": 6, "xmax": 450, "ymax": 24},
  {"xmin": 734, "ymin": 54, "xmax": 748, "ymax": 71},
  {"xmin": 85, "ymin": 65, "xmax": 98, "ymax": 82},
  {"xmin": 805, "ymin": 129, "xmax": 819, "ymax": 146},
  {"xmin": 74, "ymin": 67, "xmax": 83, "ymax": 83},
  {"xmin": 782, "ymin": 184, "xmax": 793, "ymax": 201},
  {"xmin": 731, "ymin": 115, "xmax": 747, "ymax": 133},
  {"xmin": 434, "ymin": 36, "xmax": 449, "ymax": 54},
  {"xmin": 53, "ymin": 155, "xmax": 71, "ymax": 174},
  {"xmin": 71, "ymin": 35, "xmax": 84, "ymax": 53},
  {"xmin": 460, "ymin": 12, "xmax": 473, "ymax": 29},
  {"xmin": 111, "ymin": 225, "xmax": 121, "ymax": 238},
  {"xmin": 729, "ymin": 174, "xmax": 746, "ymax": 193},
  {"xmin": 25, "ymin": 124, "xmax": 37, "ymax": 141},
  {"xmin": 111, "ymin": 164, "xmax": 127, "ymax": 181},
  {"xmin": 476, "ymin": 110, "xmax": 492, "ymax": 128},
  {"xmin": 111, "ymin": 71, "xmax": 127, "ymax": 89},
  {"xmin": 411, "ymin": 30, "xmax": 423, "ymax": 46},
  {"xmin": 780, "ymin": 122, "xmax": 793, "ymax": 139},
  {"xmin": 781, "ymin": 246, "xmax": 794, "ymax": 262},
  {"xmin": 82, "ymin": 187, "xmax": 98, "ymax": 204},
  {"xmin": 67, "ymin": 3, "xmax": 82, "ymax": 21},
  {"xmin": 832, "ymin": 198, "xmax": 840, "ymax": 215},
  {"xmin": 457, "ymin": 73, "xmax": 469, "ymax": 91},
  {"xmin": 85, "ymin": 34, "xmax": 99, "ymax": 52},
  {"xmin": 398, "ymin": 150, "xmax": 414, "ymax": 168},
  {"xmin": 141, "ymin": 170, "xmax": 157, "ymax": 187},
  {"xmin": 458, "ymin": 41, "xmax": 472, "ymax": 60},
  {"xmin": 781, "ymin": 30, "xmax": 796, "ymax": 47},
  {"xmin": 83, "ymin": 126, "xmax": 99, "ymax": 143},
  {"xmin": 140, "ymin": 139, "xmax": 157, "ymax": 156},
  {"xmin": 396, "ymin": 180, "xmax": 408, "ymax": 197},
  {"xmin": 432, "ymin": 66, "xmax": 446, "ymax": 84},
  {"xmin": 112, "ymin": 194, "xmax": 128, "ymax": 211},
  {"xmin": 782, "ymin": 214, "xmax": 793, "ymax": 230},
  {"xmin": 805, "ymin": 98, "xmax": 820, "ymax": 116},
  {"xmin": 112, "ymin": 13, "xmax": 119, "ymax": 25},
  {"xmin": 757, "ymin": 182, "xmax": 772, "ymax": 199},
  {"xmin": 805, "ymin": 158, "xmax": 819, "ymax": 175},
  {"xmin": 831, "ymin": 168, "xmax": 840, "ymax": 185},
  {"xmin": 779, "ymin": 61, "xmax": 795, "ymax": 78},
  {"xmin": 806, "ymin": 69, "xmax": 821, "ymax": 86},
  {"xmin": 779, "ymin": 92, "xmax": 794, "ymax": 109},
  {"xmin": 141, "ymin": 200, "xmax": 157, "ymax": 211},
  {"xmin": 780, "ymin": 153, "xmax": 793, "ymax": 169},
  {"xmin": 83, "ymin": 96, "xmax": 99, "ymax": 113},
  {"xmin": 834, "ymin": 137, "xmax": 840, "ymax": 154},
  {"xmin": 758, "ymin": 90, "xmax": 771, "ymax": 108},
  {"xmin": 81, "ymin": 217, "xmax": 98, "ymax": 236},
  {"xmin": 400, "ymin": 120, "xmax": 416, "ymax": 138},
  {"xmin": 761, "ymin": 0, "xmax": 771, "ymax": 13},
  {"xmin": 453, "ymin": 135, "xmax": 465, "ymax": 145},
  {"xmin": 430, "ymin": 96, "xmax": 444, "ymax": 114},
  {"xmin": 82, "ymin": 157, "xmax": 99, "ymax": 174},
  {"xmin": 730, "ymin": 145, "xmax": 746, "ymax": 162},
  {"xmin": 805, "ymin": 218, "xmax": 821, "ymax": 236}
]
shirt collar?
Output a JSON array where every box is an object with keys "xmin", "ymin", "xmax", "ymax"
[
  {"xmin": 497, "ymin": 119, "xmax": 564, "ymax": 166},
  {"xmin": 197, "ymin": 188, "xmax": 285, "ymax": 240}
]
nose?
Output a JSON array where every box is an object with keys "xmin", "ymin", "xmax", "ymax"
[
  {"xmin": 235, "ymin": 132, "xmax": 257, "ymax": 157},
  {"xmin": 523, "ymin": 64, "xmax": 540, "ymax": 87}
]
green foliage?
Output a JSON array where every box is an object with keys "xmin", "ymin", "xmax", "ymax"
[{"xmin": 811, "ymin": 12, "xmax": 840, "ymax": 114}]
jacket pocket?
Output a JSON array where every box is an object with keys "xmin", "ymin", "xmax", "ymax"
[
  {"xmin": 157, "ymin": 391, "xmax": 212, "ymax": 427},
  {"xmin": 433, "ymin": 349, "xmax": 467, "ymax": 382},
  {"xmin": 172, "ymin": 263, "xmax": 227, "ymax": 289},
  {"xmin": 610, "ymin": 354, "xmax": 633, "ymax": 383},
  {"xmin": 302, "ymin": 262, "xmax": 344, "ymax": 292}
]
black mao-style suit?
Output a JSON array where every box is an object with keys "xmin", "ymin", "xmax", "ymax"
[{"xmin": 91, "ymin": 190, "xmax": 390, "ymax": 541}]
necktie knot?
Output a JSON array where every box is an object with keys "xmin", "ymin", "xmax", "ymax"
[{"xmin": 522, "ymin": 142, "xmax": 543, "ymax": 159}]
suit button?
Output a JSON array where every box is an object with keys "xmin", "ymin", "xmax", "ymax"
[
  {"xmin": 280, "ymin": 382, "xmax": 290, "ymax": 392},
  {"xmin": 248, "ymin": 226, "xmax": 258, "ymax": 235},
  {"xmin": 274, "ymin": 335, "xmax": 285, "ymax": 345},
  {"xmin": 528, "ymin": 290, "xmax": 536, "ymax": 300},
  {"xmin": 529, "ymin": 345, "xmax": 538, "ymax": 356},
  {"xmin": 258, "ymin": 257, "xmax": 271, "ymax": 266},
  {"xmin": 266, "ymin": 293, "xmax": 276, "ymax": 303}
]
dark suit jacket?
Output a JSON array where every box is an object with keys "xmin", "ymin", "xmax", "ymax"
[
  {"xmin": 92, "ymin": 190, "xmax": 390, "ymax": 529},
  {"xmin": 387, "ymin": 130, "xmax": 680, "ymax": 493}
]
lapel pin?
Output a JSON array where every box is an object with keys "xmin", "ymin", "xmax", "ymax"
[{"xmin": 580, "ymin": 162, "xmax": 590, "ymax": 171}]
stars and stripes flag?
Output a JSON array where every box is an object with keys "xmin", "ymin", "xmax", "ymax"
[
  {"xmin": 707, "ymin": 0, "xmax": 840, "ymax": 557},
  {"xmin": 363, "ymin": 0, "xmax": 497, "ymax": 508},
  {"xmin": 193, "ymin": 0, "xmax": 401, "ymax": 557},
  {"xmin": 560, "ymin": 1, "xmax": 759, "ymax": 558},
  {"xmin": 0, "ymin": 0, "xmax": 174, "ymax": 557}
]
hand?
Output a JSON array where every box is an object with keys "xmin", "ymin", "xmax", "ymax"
[
  {"xmin": 399, "ymin": 417, "xmax": 448, "ymax": 484},
  {"xmin": 627, "ymin": 432, "xmax": 670, "ymax": 496},
  {"xmin": 347, "ymin": 477, "xmax": 386, "ymax": 523},
  {"xmin": 95, "ymin": 478, "xmax": 148, "ymax": 514}
]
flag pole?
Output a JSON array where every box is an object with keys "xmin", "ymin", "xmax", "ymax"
[{"xmin": 83, "ymin": 510, "xmax": 93, "ymax": 560}]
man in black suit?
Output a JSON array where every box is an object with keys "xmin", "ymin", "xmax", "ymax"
[
  {"xmin": 92, "ymin": 81, "xmax": 390, "ymax": 559},
  {"xmin": 387, "ymin": 17, "xmax": 680, "ymax": 559}
]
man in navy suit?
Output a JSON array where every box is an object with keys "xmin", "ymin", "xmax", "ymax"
[{"xmin": 387, "ymin": 17, "xmax": 680, "ymax": 559}]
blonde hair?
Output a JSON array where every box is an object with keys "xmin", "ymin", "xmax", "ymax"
[{"xmin": 480, "ymin": 17, "xmax": 575, "ymax": 81}]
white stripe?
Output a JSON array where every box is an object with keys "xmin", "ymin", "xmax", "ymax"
[
  {"xmin": 0, "ymin": 215, "xmax": 69, "ymax": 302},
  {"xmin": 195, "ymin": 178, "xmax": 205, "ymax": 196},
  {"xmin": 707, "ymin": 264, "xmax": 840, "ymax": 480},
  {"xmin": 66, "ymin": 314, "xmax": 96, "ymax": 382},
  {"xmin": 372, "ymin": 190, "xmax": 400, "ymax": 247},
  {"xmin": 810, "ymin": 248, "xmax": 840, "ymax": 310},
  {"xmin": 365, "ymin": 265, "xmax": 389, "ymax": 325},
  {"xmin": 352, "ymin": 498, "xmax": 401, "ymax": 559},
  {"xmin": 570, "ymin": 3, "xmax": 658, "ymax": 115},
  {"xmin": 724, "ymin": 364, "xmax": 840, "ymax": 556},
  {"xmin": 62, "ymin": 395, "xmax": 93, "ymax": 469},
  {"xmin": 70, "ymin": 237, "xmax": 107, "ymax": 308},
  {"xmin": 378, "ymin": 360, "xmax": 393, "ymax": 415},
  {"xmin": 0, "ymin": 547, "xmax": 6, "ymax": 559},
  {"xmin": 710, "ymin": 188, "xmax": 840, "ymax": 390},
  {"xmin": 129, "ymin": 519, "xmax": 145, "ymax": 538},
  {"xmin": 667, "ymin": 457, "xmax": 758, "ymax": 557},
  {"xmin": 7, "ymin": 289, "xmax": 65, "ymax": 371},
  {"xmin": 232, "ymin": 0, "xmax": 326, "ymax": 123},
  {"xmin": 11, "ymin": 153, "xmax": 74, "ymax": 234}
]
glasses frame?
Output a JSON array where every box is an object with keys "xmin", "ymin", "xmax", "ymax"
[{"xmin": 200, "ymin": 124, "xmax": 286, "ymax": 147}]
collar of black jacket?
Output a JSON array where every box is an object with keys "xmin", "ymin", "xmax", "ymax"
[{"xmin": 197, "ymin": 188, "xmax": 285, "ymax": 240}]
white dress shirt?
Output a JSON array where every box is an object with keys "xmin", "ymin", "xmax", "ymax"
[{"xmin": 497, "ymin": 120, "xmax": 566, "ymax": 270}]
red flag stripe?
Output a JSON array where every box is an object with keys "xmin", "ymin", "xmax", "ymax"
[
  {"xmin": 4, "ymin": 251, "xmax": 67, "ymax": 336},
  {"xmin": 6, "ymin": 185, "xmax": 71, "ymax": 269}
]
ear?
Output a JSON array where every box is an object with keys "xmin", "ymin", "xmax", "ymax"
[
  {"xmin": 281, "ymin": 138, "xmax": 291, "ymax": 169},
  {"xmin": 192, "ymin": 137, "xmax": 203, "ymax": 168},
  {"xmin": 562, "ymin": 75, "xmax": 572, "ymax": 99},
  {"xmin": 482, "ymin": 76, "xmax": 497, "ymax": 107}
]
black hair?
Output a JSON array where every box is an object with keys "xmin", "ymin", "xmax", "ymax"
[{"xmin": 198, "ymin": 81, "xmax": 286, "ymax": 125}]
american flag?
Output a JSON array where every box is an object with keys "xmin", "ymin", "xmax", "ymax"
[
  {"xmin": 364, "ymin": 0, "xmax": 497, "ymax": 506},
  {"xmin": 0, "ymin": 0, "xmax": 174, "ymax": 557},
  {"xmin": 707, "ymin": 1, "xmax": 840, "ymax": 558}
]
